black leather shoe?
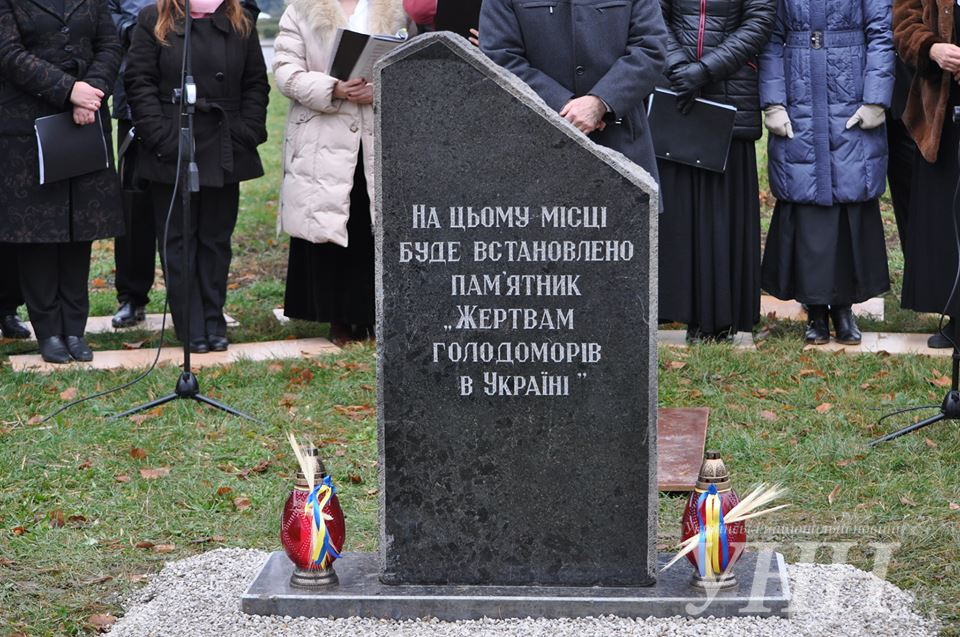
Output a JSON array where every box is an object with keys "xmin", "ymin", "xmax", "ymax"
[
  {"xmin": 112, "ymin": 301, "xmax": 146, "ymax": 328},
  {"xmin": 685, "ymin": 326, "xmax": 704, "ymax": 344},
  {"xmin": 64, "ymin": 335, "xmax": 93, "ymax": 361},
  {"xmin": 189, "ymin": 338, "xmax": 210, "ymax": 354},
  {"xmin": 829, "ymin": 305, "xmax": 861, "ymax": 345},
  {"xmin": 929, "ymin": 320, "xmax": 954, "ymax": 348},
  {"xmin": 804, "ymin": 305, "xmax": 830, "ymax": 344},
  {"xmin": 38, "ymin": 336, "xmax": 71, "ymax": 364},
  {"xmin": 207, "ymin": 335, "xmax": 229, "ymax": 352},
  {"xmin": 0, "ymin": 314, "xmax": 30, "ymax": 339}
]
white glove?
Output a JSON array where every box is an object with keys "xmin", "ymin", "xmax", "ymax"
[
  {"xmin": 845, "ymin": 104, "xmax": 886, "ymax": 130},
  {"xmin": 763, "ymin": 104, "xmax": 794, "ymax": 139}
]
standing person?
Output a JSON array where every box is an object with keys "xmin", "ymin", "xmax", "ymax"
[
  {"xmin": 656, "ymin": 0, "xmax": 776, "ymax": 343},
  {"xmin": 479, "ymin": 0, "xmax": 668, "ymax": 182},
  {"xmin": 887, "ymin": 56, "xmax": 915, "ymax": 249},
  {"xmin": 894, "ymin": 0, "xmax": 960, "ymax": 347},
  {"xmin": 109, "ymin": 0, "xmax": 156, "ymax": 330},
  {"xmin": 0, "ymin": 248, "xmax": 29, "ymax": 339},
  {"xmin": 125, "ymin": 0, "xmax": 269, "ymax": 353},
  {"xmin": 758, "ymin": 0, "xmax": 894, "ymax": 345},
  {"xmin": 273, "ymin": 0, "xmax": 414, "ymax": 344},
  {"xmin": 0, "ymin": 0, "xmax": 123, "ymax": 363}
]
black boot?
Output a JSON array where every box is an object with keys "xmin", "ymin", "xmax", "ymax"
[
  {"xmin": 0, "ymin": 314, "xmax": 30, "ymax": 339},
  {"xmin": 112, "ymin": 301, "xmax": 146, "ymax": 328},
  {"xmin": 928, "ymin": 319, "xmax": 954, "ymax": 349},
  {"xmin": 38, "ymin": 336, "xmax": 71, "ymax": 364},
  {"xmin": 64, "ymin": 336, "xmax": 93, "ymax": 362},
  {"xmin": 804, "ymin": 305, "xmax": 830, "ymax": 345},
  {"xmin": 829, "ymin": 305, "xmax": 861, "ymax": 345}
]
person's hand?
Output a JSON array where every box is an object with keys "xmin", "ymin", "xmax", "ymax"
[
  {"xmin": 560, "ymin": 95, "xmax": 607, "ymax": 134},
  {"xmin": 72, "ymin": 105, "xmax": 96, "ymax": 126},
  {"xmin": 764, "ymin": 104, "xmax": 794, "ymax": 139},
  {"xmin": 931, "ymin": 43, "xmax": 960, "ymax": 73},
  {"xmin": 334, "ymin": 78, "xmax": 366, "ymax": 100},
  {"xmin": 669, "ymin": 62, "xmax": 710, "ymax": 97},
  {"xmin": 346, "ymin": 82, "xmax": 373, "ymax": 104},
  {"xmin": 468, "ymin": 28, "xmax": 479, "ymax": 47},
  {"xmin": 70, "ymin": 81, "xmax": 103, "ymax": 111},
  {"xmin": 845, "ymin": 104, "xmax": 886, "ymax": 130}
]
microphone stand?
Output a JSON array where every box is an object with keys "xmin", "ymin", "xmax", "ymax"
[
  {"xmin": 870, "ymin": 108, "xmax": 960, "ymax": 445},
  {"xmin": 112, "ymin": 0, "xmax": 261, "ymax": 424}
]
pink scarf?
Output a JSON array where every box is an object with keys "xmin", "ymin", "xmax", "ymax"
[{"xmin": 189, "ymin": 0, "xmax": 224, "ymax": 18}]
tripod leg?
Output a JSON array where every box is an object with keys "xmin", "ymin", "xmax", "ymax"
[
  {"xmin": 192, "ymin": 393, "xmax": 266, "ymax": 426},
  {"xmin": 869, "ymin": 412, "xmax": 947, "ymax": 446},
  {"xmin": 110, "ymin": 392, "xmax": 181, "ymax": 420}
]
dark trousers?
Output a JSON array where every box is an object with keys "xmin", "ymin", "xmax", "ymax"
[
  {"xmin": 17, "ymin": 242, "xmax": 92, "ymax": 339},
  {"xmin": 0, "ymin": 244, "xmax": 24, "ymax": 315},
  {"xmin": 114, "ymin": 119, "xmax": 156, "ymax": 307},
  {"xmin": 150, "ymin": 181, "xmax": 239, "ymax": 342},
  {"xmin": 887, "ymin": 117, "xmax": 915, "ymax": 247}
]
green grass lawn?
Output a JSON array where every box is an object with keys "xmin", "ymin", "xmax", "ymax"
[{"xmin": 1, "ymin": 83, "xmax": 958, "ymax": 635}]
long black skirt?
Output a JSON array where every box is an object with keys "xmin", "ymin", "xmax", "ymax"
[
  {"xmin": 658, "ymin": 139, "xmax": 761, "ymax": 333},
  {"xmin": 761, "ymin": 199, "xmax": 889, "ymax": 305},
  {"xmin": 901, "ymin": 97, "xmax": 960, "ymax": 315},
  {"xmin": 283, "ymin": 158, "xmax": 375, "ymax": 326}
]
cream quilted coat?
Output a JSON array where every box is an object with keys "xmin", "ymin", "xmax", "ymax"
[{"xmin": 273, "ymin": 0, "xmax": 412, "ymax": 246}]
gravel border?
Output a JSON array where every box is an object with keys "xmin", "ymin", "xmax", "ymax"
[{"xmin": 107, "ymin": 548, "xmax": 940, "ymax": 637}]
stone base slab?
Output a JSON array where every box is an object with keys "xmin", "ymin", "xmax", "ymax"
[{"xmin": 242, "ymin": 551, "xmax": 791, "ymax": 621}]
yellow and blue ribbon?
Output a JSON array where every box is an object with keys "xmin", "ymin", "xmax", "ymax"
[
  {"xmin": 695, "ymin": 484, "xmax": 730, "ymax": 579},
  {"xmin": 304, "ymin": 475, "xmax": 341, "ymax": 569}
]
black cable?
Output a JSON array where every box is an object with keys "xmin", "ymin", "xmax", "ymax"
[{"xmin": 39, "ymin": 17, "xmax": 191, "ymax": 425}]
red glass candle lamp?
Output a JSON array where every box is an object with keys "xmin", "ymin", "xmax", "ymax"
[
  {"xmin": 680, "ymin": 450, "xmax": 746, "ymax": 590},
  {"xmin": 280, "ymin": 445, "xmax": 346, "ymax": 588}
]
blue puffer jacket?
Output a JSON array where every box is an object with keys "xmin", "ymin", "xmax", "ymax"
[{"xmin": 758, "ymin": 0, "xmax": 894, "ymax": 206}]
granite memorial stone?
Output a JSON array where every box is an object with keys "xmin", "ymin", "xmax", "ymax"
[
  {"xmin": 242, "ymin": 33, "xmax": 792, "ymax": 620},
  {"xmin": 377, "ymin": 33, "xmax": 659, "ymax": 587}
]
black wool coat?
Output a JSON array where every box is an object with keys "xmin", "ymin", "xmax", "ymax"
[
  {"xmin": 480, "ymin": 0, "xmax": 668, "ymax": 181},
  {"xmin": 125, "ymin": 4, "xmax": 269, "ymax": 188},
  {"xmin": 661, "ymin": 0, "xmax": 775, "ymax": 140},
  {"xmin": 0, "ymin": 0, "xmax": 123, "ymax": 244}
]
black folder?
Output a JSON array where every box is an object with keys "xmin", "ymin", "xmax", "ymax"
[
  {"xmin": 646, "ymin": 88, "xmax": 737, "ymax": 173},
  {"xmin": 435, "ymin": 0, "xmax": 483, "ymax": 39},
  {"xmin": 328, "ymin": 28, "xmax": 406, "ymax": 81},
  {"xmin": 34, "ymin": 111, "xmax": 109, "ymax": 185}
]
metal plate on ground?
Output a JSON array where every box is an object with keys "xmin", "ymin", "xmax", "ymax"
[{"xmin": 658, "ymin": 407, "xmax": 709, "ymax": 492}]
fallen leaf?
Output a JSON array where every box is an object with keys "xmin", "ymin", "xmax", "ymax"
[
  {"xmin": 237, "ymin": 460, "xmax": 271, "ymax": 479},
  {"xmin": 90, "ymin": 277, "xmax": 108, "ymax": 289},
  {"xmin": 365, "ymin": 488, "xmax": 379, "ymax": 497},
  {"xmin": 360, "ymin": 384, "xmax": 374, "ymax": 392},
  {"xmin": 190, "ymin": 535, "xmax": 226, "ymax": 544},
  {"xmin": 815, "ymin": 402, "xmax": 833, "ymax": 414},
  {"xmin": 899, "ymin": 495, "xmax": 917, "ymax": 507},
  {"xmin": 48, "ymin": 510, "xmax": 65, "ymax": 528},
  {"xmin": 77, "ymin": 459, "xmax": 93, "ymax": 470},
  {"xmin": 752, "ymin": 388, "xmax": 768, "ymax": 398},
  {"xmin": 836, "ymin": 454, "xmax": 865, "ymax": 468},
  {"xmin": 335, "ymin": 448, "xmax": 346, "ymax": 457},
  {"xmin": 760, "ymin": 410, "xmax": 778, "ymax": 422},
  {"xmin": 798, "ymin": 368, "xmax": 822, "ymax": 378},
  {"xmin": 139, "ymin": 467, "xmax": 170, "ymax": 480},
  {"xmin": 115, "ymin": 474, "xmax": 131, "ymax": 483},
  {"xmin": 127, "ymin": 573, "xmax": 149, "ymax": 583},
  {"xmin": 0, "ymin": 557, "xmax": 13, "ymax": 567},
  {"xmin": 860, "ymin": 383, "xmax": 872, "ymax": 390},
  {"xmin": 134, "ymin": 541, "xmax": 155, "ymax": 549},
  {"xmin": 924, "ymin": 438, "xmax": 938, "ymax": 448},
  {"xmin": 59, "ymin": 387, "xmax": 78, "ymax": 401},
  {"xmin": 152, "ymin": 544, "xmax": 175, "ymax": 553},
  {"xmin": 233, "ymin": 497, "xmax": 252, "ymax": 511},
  {"xmin": 129, "ymin": 447, "xmax": 148, "ymax": 460},
  {"xmin": 279, "ymin": 393, "xmax": 297, "ymax": 408},
  {"xmin": 87, "ymin": 614, "xmax": 116, "ymax": 632},
  {"xmin": 122, "ymin": 340, "xmax": 147, "ymax": 350},
  {"xmin": 828, "ymin": 484, "xmax": 841, "ymax": 505},
  {"xmin": 667, "ymin": 361, "xmax": 686, "ymax": 370},
  {"xmin": 67, "ymin": 515, "xmax": 88, "ymax": 525},
  {"xmin": 81, "ymin": 575, "xmax": 113, "ymax": 586},
  {"xmin": 267, "ymin": 363, "xmax": 283, "ymax": 373},
  {"xmin": 347, "ymin": 473, "xmax": 363, "ymax": 484},
  {"xmin": 333, "ymin": 404, "xmax": 375, "ymax": 420},
  {"xmin": 930, "ymin": 376, "xmax": 952, "ymax": 388},
  {"xmin": 949, "ymin": 502, "xmax": 960, "ymax": 511},
  {"xmin": 27, "ymin": 415, "xmax": 43, "ymax": 425}
]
